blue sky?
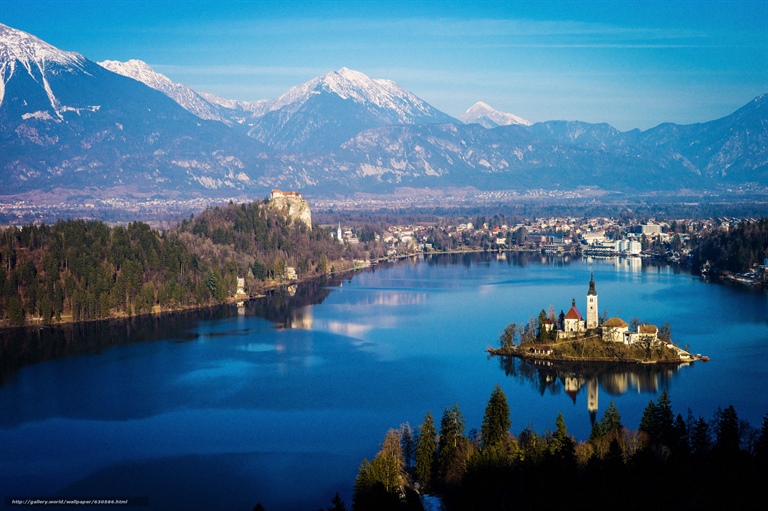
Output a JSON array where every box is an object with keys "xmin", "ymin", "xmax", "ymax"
[{"xmin": 2, "ymin": 0, "xmax": 767, "ymax": 130}]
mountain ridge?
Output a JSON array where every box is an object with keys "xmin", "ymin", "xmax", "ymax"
[{"xmin": 1, "ymin": 22, "xmax": 766, "ymax": 201}]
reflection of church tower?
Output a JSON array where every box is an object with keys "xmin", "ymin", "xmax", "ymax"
[
  {"xmin": 588, "ymin": 377, "xmax": 599, "ymax": 424},
  {"xmin": 586, "ymin": 272, "xmax": 598, "ymax": 329}
]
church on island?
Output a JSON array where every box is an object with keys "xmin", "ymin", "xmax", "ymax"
[{"xmin": 544, "ymin": 274, "xmax": 661, "ymax": 347}]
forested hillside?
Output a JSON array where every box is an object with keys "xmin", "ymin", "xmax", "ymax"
[
  {"xmin": 693, "ymin": 218, "xmax": 768, "ymax": 273},
  {"xmin": 0, "ymin": 200, "xmax": 384, "ymax": 327}
]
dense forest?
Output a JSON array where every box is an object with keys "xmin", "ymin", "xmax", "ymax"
[
  {"xmin": 348, "ymin": 386, "xmax": 768, "ymax": 511},
  {"xmin": 693, "ymin": 218, "xmax": 768, "ymax": 273},
  {"xmin": 0, "ymin": 200, "xmax": 384, "ymax": 327}
]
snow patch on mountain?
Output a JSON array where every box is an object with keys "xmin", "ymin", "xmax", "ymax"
[{"xmin": 460, "ymin": 101, "xmax": 531, "ymax": 128}]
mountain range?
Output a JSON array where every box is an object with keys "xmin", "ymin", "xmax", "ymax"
[{"xmin": 1, "ymin": 22, "xmax": 766, "ymax": 201}]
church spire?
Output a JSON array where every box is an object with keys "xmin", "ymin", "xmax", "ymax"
[{"xmin": 586, "ymin": 273, "xmax": 598, "ymax": 329}]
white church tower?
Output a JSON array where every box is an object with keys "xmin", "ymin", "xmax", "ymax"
[{"xmin": 586, "ymin": 272, "xmax": 598, "ymax": 329}]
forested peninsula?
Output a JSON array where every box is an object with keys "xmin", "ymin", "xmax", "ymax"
[{"xmin": 0, "ymin": 199, "xmax": 384, "ymax": 327}]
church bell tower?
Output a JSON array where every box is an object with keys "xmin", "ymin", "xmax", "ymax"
[{"xmin": 586, "ymin": 272, "xmax": 598, "ymax": 329}]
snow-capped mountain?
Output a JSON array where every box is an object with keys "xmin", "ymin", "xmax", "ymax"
[
  {"xmin": 0, "ymin": 23, "xmax": 266, "ymax": 195},
  {"xmin": 98, "ymin": 59, "xmax": 225, "ymax": 121},
  {"xmin": 0, "ymin": 22, "xmax": 92, "ymax": 119},
  {"xmin": 460, "ymin": 101, "xmax": 531, "ymax": 128},
  {"xmin": 247, "ymin": 67, "xmax": 458, "ymax": 151}
]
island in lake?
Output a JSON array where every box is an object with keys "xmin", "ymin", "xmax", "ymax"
[{"xmin": 490, "ymin": 274, "xmax": 705, "ymax": 364}]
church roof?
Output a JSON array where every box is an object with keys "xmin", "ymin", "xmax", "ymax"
[
  {"xmin": 588, "ymin": 272, "xmax": 597, "ymax": 296},
  {"xmin": 603, "ymin": 317, "xmax": 628, "ymax": 328},
  {"xmin": 564, "ymin": 306, "xmax": 583, "ymax": 320}
]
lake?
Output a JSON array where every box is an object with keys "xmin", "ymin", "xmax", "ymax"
[{"xmin": 1, "ymin": 253, "xmax": 767, "ymax": 510}]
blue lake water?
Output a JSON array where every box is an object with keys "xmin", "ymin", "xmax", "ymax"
[{"xmin": 1, "ymin": 253, "xmax": 767, "ymax": 510}]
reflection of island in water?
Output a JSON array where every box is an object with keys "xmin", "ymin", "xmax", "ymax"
[{"xmin": 494, "ymin": 355, "xmax": 692, "ymax": 423}]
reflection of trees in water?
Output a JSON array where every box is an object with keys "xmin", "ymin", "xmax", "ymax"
[
  {"xmin": 248, "ymin": 276, "xmax": 335, "ymax": 327},
  {"xmin": 0, "ymin": 307, "xmax": 223, "ymax": 384},
  {"xmin": 495, "ymin": 355, "xmax": 687, "ymax": 398},
  {"xmin": 0, "ymin": 276, "xmax": 342, "ymax": 384}
]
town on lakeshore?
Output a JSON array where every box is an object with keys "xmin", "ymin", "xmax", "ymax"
[
  {"xmin": 489, "ymin": 274, "xmax": 704, "ymax": 364},
  {"xmin": 2, "ymin": 184, "xmax": 768, "ymax": 329}
]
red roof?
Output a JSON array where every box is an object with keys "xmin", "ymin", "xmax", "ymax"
[{"xmin": 564, "ymin": 306, "xmax": 583, "ymax": 320}]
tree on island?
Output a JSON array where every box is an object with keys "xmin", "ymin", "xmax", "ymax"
[{"xmin": 499, "ymin": 322, "xmax": 518, "ymax": 349}]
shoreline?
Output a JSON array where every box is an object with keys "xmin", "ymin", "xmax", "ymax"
[
  {"xmin": 0, "ymin": 247, "xmax": 544, "ymax": 331},
  {"xmin": 487, "ymin": 344, "xmax": 700, "ymax": 365}
]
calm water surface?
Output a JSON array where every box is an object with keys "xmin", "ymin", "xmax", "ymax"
[{"xmin": 1, "ymin": 253, "xmax": 767, "ymax": 510}]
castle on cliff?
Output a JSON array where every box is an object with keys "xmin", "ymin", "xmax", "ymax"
[{"xmin": 267, "ymin": 189, "xmax": 312, "ymax": 230}]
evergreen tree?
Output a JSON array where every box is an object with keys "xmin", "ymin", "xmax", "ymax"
[
  {"xmin": 437, "ymin": 404, "xmax": 468, "ymax": 487},
  {"xmin": 400, "ymin": 423, "xmax": 415, "ymax": 469},
  {"xmin": 604, "ymin": 437, "xmax": 626, "ymax": 468},
  {"xmin": 480, "ymin": 384, "xmax": 511, "ymax": 449},
  {"xmin": 600, "ymin": 401, "xmax": 623, "ymax": 438},
  {"xmin": 673, "ymin": 413, "xmax": 690, "ymax": 455},
  {"xmin": 588, "ymin": 419, "xmax": 603, "ymax": 443},
  {"xmin": 321, "ymin": 493, "xmax": 347, "ymax": 511},
  {"xmin": 414, "ymin": 411, "xmax": 436, "ymax": 491},
  {"xmin": 639, "ymin": 400, "xmax": 658, "ymax": 441},
  {"xmin": 756, "ymin": 413, "xmax": 768, "ymax": 468},
  {"xmin": 549, "ymin": 412, "xmax": 576, "ymax": 465},
  {"xmin": 691, "ymin": 416, "xmax": 712, "ymax": 458},
  {"xmin": 655, "ymin": 389, "xmax": 675, "ymax": 446},
  {"xmin": 714, "ymin": 405, "xmax": 741, "ymax": 455}
]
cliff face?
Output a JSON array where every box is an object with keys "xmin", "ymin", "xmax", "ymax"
[{"xmin": 267, "ymin": 191, "xmax": 312, "ymax": 230}]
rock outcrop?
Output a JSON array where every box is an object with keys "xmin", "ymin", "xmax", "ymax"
[{"xmin": 267, "ymin": 190, "xmax": 312, "ymax": 230}]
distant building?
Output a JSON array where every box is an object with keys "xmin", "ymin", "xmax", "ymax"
[
  {"xmin": 582, "ymin": 231, "xmax": 606, "ymax": 245},
  {"xmin": 638, "ymin": 224, "xmax": 662, "ymax": 235},
  {"xmin": 270, "ymin": 189, "xmax": 301, "ymax": 199},
  {"xmin": 616, "ymin": 239, "xmax": 642, "ymax": 255}
]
